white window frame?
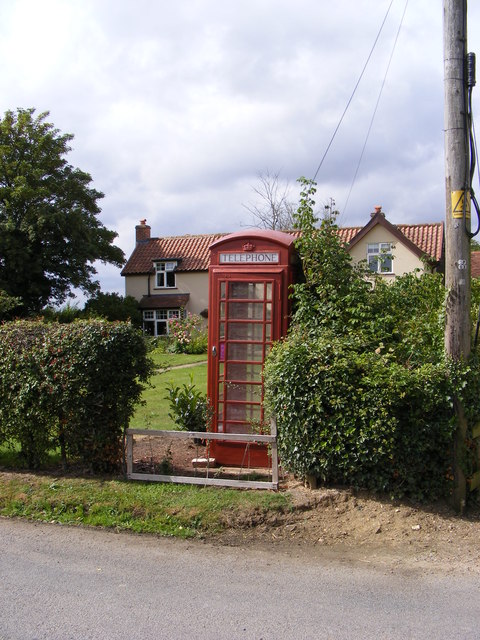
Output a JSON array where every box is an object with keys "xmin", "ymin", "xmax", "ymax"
[
  {"xmin": 367, "ymin": 242, "xmax": 393, "ymax": 274},
  {"xmin": 154, "ymin": 261, "xmax": 177, "ymax": 289},
  {"xmin": 142, "ymin": 308, "xmax": 181, "ymax": 336}
]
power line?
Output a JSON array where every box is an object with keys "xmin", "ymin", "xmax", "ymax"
[
  {"xmin": 343, "ymin": 0, "xmax": 409, "ymax": 214},
  {"xmin": 312, "ymin": 0, "xmax": 396, "ymax": 182}
]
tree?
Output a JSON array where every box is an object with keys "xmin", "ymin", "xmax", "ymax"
[
  {"xmin": 0, "ymin": 108, "xmax": 125, "ymax": 314},
  {"xmin": 83, "ymin": 292, "xmax": 141, "ymax": 326},
  {"xmin": 0, "ymin": 289, "xmax": 22, "ymax": 319},
  {"xmin": 243, "ymin": 170, "xmax": 296, "ymax": 230}
]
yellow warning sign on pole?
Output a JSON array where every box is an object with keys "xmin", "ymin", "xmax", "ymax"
[{"xmin": 451, "ymin": 190, "xmax": 471, "ymax": 218}]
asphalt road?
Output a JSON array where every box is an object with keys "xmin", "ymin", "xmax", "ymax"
[{"xmin": 0, "ymin": 518, "xmax": 479, "ymax": 640}]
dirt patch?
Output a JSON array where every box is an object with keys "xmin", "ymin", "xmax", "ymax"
[
  {"xmin": 214, "ymin": 481, "xmax": 480, "ymax": 574},
  {"xmin": 132, "ymin": 434, "xmax": 272, "ymax": 481},
  {"xmin": 132, "ymin": 435, "xmax": 207, "ymax": 476},
  {"xmin": 131, "ymin": 434, "xmax": 480, "ymax": 573}
]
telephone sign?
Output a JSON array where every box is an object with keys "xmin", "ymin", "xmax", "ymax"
[{"xmin": 219, "ymin": 252, "xmax": 280, "ymax": 264}]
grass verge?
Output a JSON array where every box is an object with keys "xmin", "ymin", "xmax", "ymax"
[{"xmin": 0, "ymin": 472, "xmax": 290, "ymax": 538}]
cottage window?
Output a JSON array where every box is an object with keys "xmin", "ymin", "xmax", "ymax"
[
  {"xmin": 143, "ymin": 308, "xmax": 181, "ymax": 336},
  {"xmin": 155, "ymin": 261, "xmax": 177, "ymax": 288},
  {"xmin": 367, "ymin": 243, "xmax": 393, "ymax": 273}
]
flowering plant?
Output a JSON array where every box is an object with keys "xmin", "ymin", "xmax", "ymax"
[{"xmin": 168, "ymin": 312, "xmax": 207, "ymax": 354}]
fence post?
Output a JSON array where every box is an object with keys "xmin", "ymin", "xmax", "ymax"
[
  {"xmin": 270, "ymin": 416, "xmax": 279, "ymax": 488},
  {"xmin": 126, "ymin": 432, "xmax": 133, "ymax": 477}
]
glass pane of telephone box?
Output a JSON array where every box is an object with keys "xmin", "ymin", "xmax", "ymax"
[
  {"xmin": 228, "ymin": 322, "xmax": 263, "ymax": 341},
  {"xmin": 230, "ymin": 282, "xmax": 264, "ymax": 299},
  {"xmin": 265, "ymin": 323, "xmax": 271, "ymax": 341},
  {"xmin": 225, "ymin": 422, "xmax": 250, "ymax": 434},
  {"xmin": 229, "ymin": 302, "xmax": 264, "ymax": 320},
  {"xmin": 226, "ymin": 382, "xmax": 262, "ymax": 402},
  {"xmin": 228, "ymin": 343, "xmax": 264, "ymax": 362},
  {"xmin": 227, "ymin": 363, "xmax": 263, "ymax": 381},
  {"xmin": 225, "ymin": 403, "xmax": 261, "ymax": 421}
]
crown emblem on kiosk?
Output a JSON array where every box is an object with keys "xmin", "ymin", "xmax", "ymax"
[{"xmin": 242, "ymin": 241, "xmax": 255, "ymax": 251}]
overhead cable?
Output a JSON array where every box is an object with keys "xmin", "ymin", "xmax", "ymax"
[
  {"xmin": 343, "ymin": 0, "xmax": 409, "ymax": 214},
  {"xmin": 312, "ymin": 0, "xmax": 396, "ymax": 182}
]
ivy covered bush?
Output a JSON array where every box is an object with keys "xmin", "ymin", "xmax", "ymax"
[
  {"xmin": 263, "ymin": 178, "xmax": 480, "ymax": 500},
  {"xmin": 264, "ymin": 332, "xmax": 457, "ymax": 498},
  {"xmin": 0, "ymin": 320, "xmax": 152, "ymax": 471}
]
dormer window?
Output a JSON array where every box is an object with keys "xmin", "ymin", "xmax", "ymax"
[
  {"xmin": 367, "ymin": 243, "xmax": 393, "ymax": 273},
  {"xmin": 155, "ymin": 261, "xmax": 177, "ymax": 288}
]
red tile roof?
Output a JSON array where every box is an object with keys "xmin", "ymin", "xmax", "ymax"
[
  {"xmin": 341, "ymin": 221, "xmax": 444, "ymax": 262},
  {"xmin": 396, "ymin": 222, "xmax": 444, "ymax": 262},
  {"xmin": 121, "ymin": 233, "xmax": 227, "ymax": 275},
  {"xmin": 338, "ymin": 226, "xmax": 362, "ymax": 244},
  {"xmin": 121, "ymin": 222, "xmax": 444, "ymax": 275}
]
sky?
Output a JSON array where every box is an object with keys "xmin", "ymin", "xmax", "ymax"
[{"xmin": 1, "ymin": 0, "xmax": 480, "ymax": 301}]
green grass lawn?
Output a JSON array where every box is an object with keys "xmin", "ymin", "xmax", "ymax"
[
  {"xmin": 0, "ymin": 472, "xmax": 290, "ymax": 538},
  {"xmin": 149, "ymin": 351, "xmax": 207, "ymax": 369},
  {"xmin": 130, "ymin": 352, "xmax": 208, "ymax": 430}
]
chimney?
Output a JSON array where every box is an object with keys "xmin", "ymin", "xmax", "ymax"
[
  {"xmin": 135, "ymin": 219, "xmax": 151, "ymax": 245},
  {"xmin": 371, "ymin": 205, "xmax": 385, "ymax": 218}
]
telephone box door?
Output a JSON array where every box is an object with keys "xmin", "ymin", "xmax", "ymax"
[
  {"xmin": 208, "ymin": 230, "xmax": 296, "ymax": 467},
  {"xmin": 209, "ymin": 273, "xmax": 282, "ymax": 466}
]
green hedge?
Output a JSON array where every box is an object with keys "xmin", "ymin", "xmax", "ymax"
[
  {"xmin": 264, "ymin": 332, "xmax": 457, "ymax": 500},
  {"xmin": 261, "ymin": 178, "xmax": 480, "ymax": 502},
  {"xmin": 0, "ymin": 320, "xmax": 152, "ymax": 470}
]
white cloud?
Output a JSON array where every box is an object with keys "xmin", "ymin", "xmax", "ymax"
[{"xmin": 1, "ymin": 0, "xmax": 480, "ymax": 299}]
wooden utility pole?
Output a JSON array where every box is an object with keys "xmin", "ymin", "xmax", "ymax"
[{"xmin": 444, "ymin": 0, "xmax": 471, "ymax": 512}]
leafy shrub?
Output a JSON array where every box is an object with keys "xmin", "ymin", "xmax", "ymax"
[
  {"xmin": 262, "ymin": 177, "xmax": 480, "ymax": 501},
  {"xmin": 264, "ymin": 331, "xmax": 457, "ymax": 499},
  {"xmin": 83, "ymin": 292, "xmax": 142, "ymax": 327},
  {"xmin": 166, "ymin": 375, "xmax": 211, "ymax": 432},
  {"xmin": 0, "ymin": 320, "xmax": 153, "ymax": 471},
  {"xmin": 168, "ymin": 313, "xmax": 208, "ymax": 354},
  {"xmin": 0, "ymin": 322, "xmax": 53, "ymax": 468},
  {"xmin": 145, "ymin": 336, "xmax": 169, "ymax": 352},
  {"xmin": 0, "ymin": 289, "xmax": 22, "ymax": 320},
  {"xmin": 41, "ymin": 303, "xmax": 82, "ymax": 324}
]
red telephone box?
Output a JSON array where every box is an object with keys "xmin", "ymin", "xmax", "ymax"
[{"xmin": 207, "ymin": 230, "xmax": 297, "ymax": 467}]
